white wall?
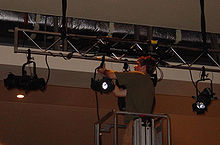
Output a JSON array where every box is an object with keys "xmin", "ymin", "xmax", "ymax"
[
  {"xmin": 1, "ymin": 45, "xmax": 220, "ymax": 97},
  {"xmin": 1, "ymin": 46, "xmax": 220, "ymax": 82}
]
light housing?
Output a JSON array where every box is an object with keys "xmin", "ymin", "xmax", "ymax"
[
  {"xmin": 192, "ymin": 88, "xmax": 213, "ymax": 114},
  {"xmin": 91, "ymin": 77, "xmax": 115, "ymax": 94},
  {"xmin": 4, "ymin": 49, "xmax": 46, "ymax": 93},
  {"xmin": 4, "ymin": 73, "xmax": 46, "ymax": 92}
]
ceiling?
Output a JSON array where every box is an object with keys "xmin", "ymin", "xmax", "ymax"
[{"xmin": 0, "ymin": 0, "xmax": 219, "ymax": 33}]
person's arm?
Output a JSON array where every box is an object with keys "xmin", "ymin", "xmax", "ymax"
[
  {"xmin": 97, "ymin": 65, "xmax": 117, "ymax": 79},
  {"xmin": 97, "ymin": 65, "xmax": 127, "ymax": 97},
  {"xmin": 113, "ymin": 85, "xmax": 127, "ymax": 97}
]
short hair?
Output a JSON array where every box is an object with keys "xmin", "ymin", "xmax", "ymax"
[{"xmin": 137, "ymin": 56, "xmax": 156, "ymax": 75}]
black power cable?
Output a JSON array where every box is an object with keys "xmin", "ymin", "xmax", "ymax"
[
  {"xmin": 61, "ymin": 0, "xmax": 67, "ymax": 50},
  {"xmin": 200, "ymin": 0, "xmax": 207, "ymax": 46},
  {"xmin": 45, "ymin": 54, "xmax": 51, "ymax": 86},
  {"xmin": 186, "ymin": 0, "xmax": 209, "ymax": 91},
  {"xmin": 91, "ymin": 56, "xmax": 106, "ymax": 145}
]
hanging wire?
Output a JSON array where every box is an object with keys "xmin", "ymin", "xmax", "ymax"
[
  {"xmin": 156, "ymin": 66, "xmax": 164, "ymax": 82},
  {"xmin": 45, "ymin": 54, "xmax": 51, "ymax": 85},
  {"xmin": 95, "ymin": 91, "xmax": 100, "ymax": 121},
  {"xmin": 188, "ymin": 64, "xmax": 198, "ymax": 90}
]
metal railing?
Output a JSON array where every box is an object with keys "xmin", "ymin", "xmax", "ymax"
[{"xmin": 94, "ymin": 110, "xmax": 171, "ymax": 145}]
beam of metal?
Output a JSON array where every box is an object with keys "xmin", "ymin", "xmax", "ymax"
[
  {"xmin": 22, "ymin": 31, "xmax": 44, "ymax": 51},
  {"xmin": 67, "ymin": 40, "xmax": 80, "ymax": 53},
  {"xmin": 207, "ymin": 52, "xmax": 220, "ymax": 68},
  {"xmin": 14, "ymin": 27, "xmax": 220, "ymax": 72},
  {"xmin": 16, "ymin": 27, "xmax": 220, "ymax": 53},
  {"xmin": 170, "ymin": 47, "xmax": 187, "ymax": 65}
]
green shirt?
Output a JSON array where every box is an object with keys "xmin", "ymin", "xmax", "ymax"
[{"xmin": 115, "ymin": 71, "xmax": 155, "ymax": 121}]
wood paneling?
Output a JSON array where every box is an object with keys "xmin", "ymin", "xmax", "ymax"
[{"xmin": 0, "ymin": 81, "xmax": 219, "ymax": 145}]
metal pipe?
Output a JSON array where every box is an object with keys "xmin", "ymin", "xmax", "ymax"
[
  {"xmin": 16, "ymin": 27, "xmax": 220, "ymax": 53},
  {"xmin": 45, "ymin": 38, "xmax": 62, "ymax": 51},
  {"xmin": 189, "ymin": 51, "xmax": 205, "ymax": 66},
  {"xmin": 67, "ymin": 40, "xmax": 80, "ymax": 53},
  {"xmin": 22, "ymin": 31, "xmax": 44, "ymax": 51},
  {"xmin": 207, "ymin": 52, "xmax": 220, "ymax": 68},
  {"xmin": 114, "ymin": 112, "xmax": 118, "ymax": 145},
  {"xmin": 94, "ymin": 123, "xmax": 100, "ymax": 145},
  {"xmin": 94, "ymin": 111, "xmax": 171, "ymax": 145},
  {"xmin": 15, "ymin": 28, "xmax": 220, "ymax": 72},
  {"xmin": 151, "ymin": 118, "xmax": 155, "ymax": 145},
  {"xmin": 166, "ymin": 116, "xmax": 171, "ymax": 145},
  {"xmin": 95, "ymin": 110, "xmax": 114, "ymax": 125},
  {"xmin": 116, "ymin": 111, "xmax": 169, "ymax": 118},
  {"xmin": 14, "ymin": 27, "xmax": 18, "ymax": 53},
  {"xmin": 170, "ymin": 47, "xmax": 187, "ymax": 65}
]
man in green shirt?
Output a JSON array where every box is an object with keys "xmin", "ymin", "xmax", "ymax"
[{"xmin": 98, "ymin": 56, "xmax": 156, "ymax": 145}]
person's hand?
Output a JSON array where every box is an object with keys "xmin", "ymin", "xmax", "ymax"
[
  {"xmin": 97, "ymin": 63, "xmax": 117, "ymax": 79},
  {"xmin": 97, "ymin": 63, "xmax": 106, "ymax": 75},
  {"xmin": 97, "ymin": 67, "xmax": 106, "ymax": 74}
]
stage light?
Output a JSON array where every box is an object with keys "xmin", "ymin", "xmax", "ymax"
[
  {"xmin": 91, "ymin": 77, "xmax": 115, "ymax": 94},
  {"xmin": 4, "ymin": 73, "xmax": 46, "ymax": 92},
  {"xmin": 99, "ymin": 78, "xmax": 115, "ymax": 93},
  {"xmin": 192, "ymin": 88, "xmax": 212, "ymax": 114},
  {"xmin": 91, "ymin": 55, "xmax": 115, "ymax": 94},
  {"xmin": 4, "ymin": 49, "xmax": 46, "ymax": 93},
  {"xmin": 17, "ymin": 94, "xmax": 25, "ymax": 99},
  {"xmin": 192, "ymin": 66, "xmax": 218, "ymax": 115}
]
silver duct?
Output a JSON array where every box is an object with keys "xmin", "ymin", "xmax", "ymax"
[{"xmin": 1, "ymin": 9, "xmax": 219, "ymax": 45}]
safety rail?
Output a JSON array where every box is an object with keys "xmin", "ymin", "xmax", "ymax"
[{"xmin": 94, "ymin": 110, "xmax": 171, "ymax": 145}]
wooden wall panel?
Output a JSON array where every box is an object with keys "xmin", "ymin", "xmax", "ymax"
[{"xmin": 0, "ymin": 81, "xmax": 219, "ymax": 145}]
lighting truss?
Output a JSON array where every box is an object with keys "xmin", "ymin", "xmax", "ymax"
[{"xmin": 14, "ymin": 27, "xmax": 220, "ymax": 72}]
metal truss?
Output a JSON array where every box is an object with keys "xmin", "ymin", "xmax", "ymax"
[{"xmin": 14, "ymin": 27, "xmax": 220, "ymax": 72}]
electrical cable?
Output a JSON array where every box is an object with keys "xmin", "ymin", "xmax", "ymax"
[
  {"xmin": 159, "ymin": 60, "xmax": 197, "ymax": 90},
  {"xmin": 187, "ymin": 64, "xmax": 198, "ymax": 90},
  {"xmin": 211, "ymin": 71, "xmax": 214, "ymax": 81},
  {"xmin": 45, "ymin": 54, "xmax": 51, "ymax": 85},
  {"xmin": 93, "ymin": 68, "xmax": 100, "ymax": 120},
  {"xmin": 95, "ymin": 91, "xmax": 100, "ymax": 121},
  {"xmin": 156, "ymin": 66, "xmax": 163, "ymax": 82},
  {"xmin": 93, "ymin": 68, "xmax": 102, "ymax": 145}
]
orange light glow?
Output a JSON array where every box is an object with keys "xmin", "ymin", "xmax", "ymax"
[{"xmin": 17, "ymin": 94, "xmax": 25, "ymax": 99}]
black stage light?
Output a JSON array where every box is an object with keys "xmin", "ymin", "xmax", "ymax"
[
  {"xmin": 4, "ymin": 73, "xmax": 46, "ymax": 92},
  {"xmin": 4, "ymin": 49, "xmax": 46, "ymax": 93},
  {"xmin": 91, "ymin": 55, "xmax": 115, "ymax": 94},
  {"xmin": 91, "ymin": 77, "xmax": 115, "ymax": 94},
  {"xmin": 192, "ymin": 88, "xmax": 212, "ymax": 114},
  {"xmin": 99, "ymin": 78, "xmax": 115, "ymax": 93}
]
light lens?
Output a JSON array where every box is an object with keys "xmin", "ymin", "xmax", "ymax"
[
  {"xmin": 196, "ymin": 102, "xmax": 205, "ymax": 109},
  {"xmin": 102, "ymin": 82, "xmax": 108, "ymax": 90}
]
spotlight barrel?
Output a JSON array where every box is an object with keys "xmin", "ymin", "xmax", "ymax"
[
  {"xmin": 4, "ymin": 73, "xmax": 46, "ymax": 92},
  {"xmin": 192, "ymin": 88, "xmax": 213, "ymax": 114},
  {"xmin": 91, "ymin": 77, "xmax": 115, "ymax": 94}
]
